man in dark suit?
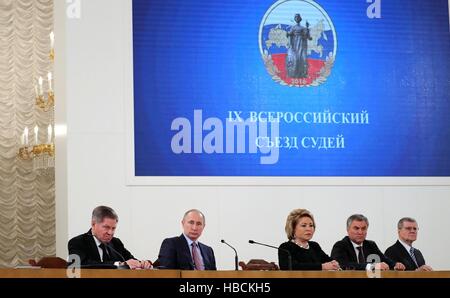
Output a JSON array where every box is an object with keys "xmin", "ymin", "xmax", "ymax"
[
  {"xmin": 385, "ymin": 217, "xmax": 432, "ymax": 271},
  {"xmin": 331, "ymin": 214, "xmax": 404, "ymax": 271},
  {"xmin": 157, "ymin": 209, "xmax": 216, "ymax": 270},
  {"xmin": 68, "ymin": 205, "xmax": 151, "ymax": 269}
]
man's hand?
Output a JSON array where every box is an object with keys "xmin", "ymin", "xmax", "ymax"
[
  {"xmin": 394, "ymin": 262, "xmax": 406, "ymax": 271},
  {"xmin": 140, "ymin": 260, "xmax": 152, "ymax": 269},
  {"xmin": 125, "ymin": 259, "xmax": 152, "ymax": 269},
  {"xmin": 378, "ymin": 262, "xmax": 390, "ymax": 271},
  {"xmin": 417, "ymin": 265, "xmax": 433, "ymax": 271}
]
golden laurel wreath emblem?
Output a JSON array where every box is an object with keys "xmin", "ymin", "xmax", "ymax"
[
  {"xmin": 259, "ymin": 0, "xmax": 337, "ymax": 87},
  {"xmin": 262, "ymin": 50, "xmax": 335, "ymax": 87}
]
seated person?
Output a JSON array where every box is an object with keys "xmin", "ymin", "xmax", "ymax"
[
  {"xmin": 331, "ymin": 214, "xmax": 404, "ymax": 271},
  {"xmin": 385, "ymin": 217, "xmax": 433, "ymax": 271},
  {"xmin": 68, "ymin": 205, "xmax": 151, "ymax": 269},
  {"xmin": 278, "ymin": 208, "xmax": 340, "ymax": 270},
  {"xmin": 156, "ymin": 209, "xmax": 216, "ymax": 270}
]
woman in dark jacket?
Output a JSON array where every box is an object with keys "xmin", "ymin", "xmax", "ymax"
[{"xmin": 279, "ymin": 208, "xmax": 340, "ymax": 270}]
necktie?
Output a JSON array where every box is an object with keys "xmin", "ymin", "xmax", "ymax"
[
  {"xmin": 99, "ymin": 243, "xmax": 110, "ymax": 262},
  {"xmin": 409, "ymin": 247, "xmax": 419, "ymax": 268},
  {"xmin": 191, "ymin": 242, "xmax": 204, "ymax": 270},
  {"xmin": 357, "ymin": 246, "xmax": 365, "ymax": 264}
]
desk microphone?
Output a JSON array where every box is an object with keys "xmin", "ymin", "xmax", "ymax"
[
  {"xmin": 221, "ymin": 239, "xmax": 239, "ymax": 270},
  {"xmin": 248, "ymin": 240, "xmax": 292, "ymax": 270},
  {"xmin": 105, "ymin": 243, "xmax": 130, "ymax": 269}
]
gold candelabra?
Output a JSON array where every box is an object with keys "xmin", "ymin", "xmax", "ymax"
[
  {"xmin": 36, "ymin": 90, "xmax": 54, "ymax": 112},
  {"xmin": 18, "ymin": 142, "xmax": 55, "ymax": 171},
  {"xmin": 18, "ymin": 143, "xmax": 55, "ymax": 160},
  {"xmin": 17, "ymin": 31, "xmax": 55, "ymax": 172},
  {"xmin": 34, "ymin": 71, "xmax": 54, "ymax": 112},
  {"xmin": 35, "ymin": 31, "xmax": 54, "ymax": 112},
  {"xmin": 18, "ymin": 124, "xmax": 55, "ymax": 170}
]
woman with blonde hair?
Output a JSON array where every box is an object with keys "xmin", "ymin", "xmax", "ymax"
[{"xmin": 278, "ymin": 208, "xmax": 340, "ymax": 270}]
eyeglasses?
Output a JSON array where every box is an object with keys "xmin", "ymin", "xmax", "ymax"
[{"xmin": 403, "ymin": 227, "xmax": 418, "ymax": 231}]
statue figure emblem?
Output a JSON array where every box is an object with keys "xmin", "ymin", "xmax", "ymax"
[{"xmin": 259, "ymin": 0, "xmax": 337, "ymax": 87}]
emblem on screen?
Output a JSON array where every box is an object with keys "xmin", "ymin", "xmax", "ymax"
[{"xmin": 259, "ymin": 0, "xmax": 337, "ymax": 87}]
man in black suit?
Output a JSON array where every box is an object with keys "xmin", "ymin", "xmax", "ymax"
[
  {"xmin": 331, "ymin": 214, "xmax": 404, "ymax": 271},
  {"xmin": 157, "ymin": 209, "xmax": 216, "ymax": 270},
  {"xmin": 385, "ymin": 217, "xmax": 432, "ymax": 271},
  {"xmin": 68, "ymin": 205, "xmax": 151, "ymax": 269}
]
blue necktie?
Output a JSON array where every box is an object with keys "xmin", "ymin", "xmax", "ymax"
[{"xmin": 409, "ymin": 247, "xmax": 418, "ymax": 268}]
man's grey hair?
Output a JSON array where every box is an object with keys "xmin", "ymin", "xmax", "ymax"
[
  {"xmin": 183, "ymin": 209, "xmax": 205, "ymax": 225},
  {"xmin": 346, "ymin": 214, "xmax": 369, "ymax": 229},
  {"xmin": 397, "ymin": 217, "xmax": 417, "ymax": 229},
  {"xmin": 92, "ymin": 206, "xmax": 118, "ymax": 223}
]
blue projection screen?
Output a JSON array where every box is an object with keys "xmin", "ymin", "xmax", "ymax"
[{"xmin": 131, "ymin": 0, "xmax": 450, "ymax": 177}]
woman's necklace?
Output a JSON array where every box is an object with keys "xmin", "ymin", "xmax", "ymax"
[{"xmin": 293, "ymin": 239, "xmax": 309, "ymax": 249}]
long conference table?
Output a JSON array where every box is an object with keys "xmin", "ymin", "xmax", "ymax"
[{"xmin": 0, "ymin": 268, "xmax": 449, "ymax": 278}]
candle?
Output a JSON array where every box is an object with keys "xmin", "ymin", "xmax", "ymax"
[
  {"xmin": 47, "ymin": 124, "xmax": 52, "ymax": 144},
  {"xmin": 50, "ymin": 31, "xmax": 54, "ymax": 49},
  {"xmin": 34, "ymin": 125, "xmax": 38, "ymax": 144},
  {"xmin": 24, "ymin": 127, "xmax": 29, "ymax": 145},
  {"xmin": 47, "ymin": 72, "xmax": 52, "ymax": 92},
  {"xmin": 21, "ymin": 132, "xmax": 25, "ymax": 145},
  {"xmin": 38, "ymin": 76, "xmax": 43, "ymax": 95}
]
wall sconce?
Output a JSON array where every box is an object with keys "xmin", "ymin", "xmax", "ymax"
[
  {"xmin": 18, "ymin": 31, "xmax": 55, "ymax": 171},
  {"xmin": 35, "ymin": 31, "xmax": 54, "ymax": 112},
  {"xmin": 18, "ymin": 125, "xmax": 55, "ymax": 170},
  {"xmin": 34, "ymin": 72, "xmax": 54, "ymax": 112}
]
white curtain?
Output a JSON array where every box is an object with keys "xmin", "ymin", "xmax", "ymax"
[{"xmin": 0, "ymin": 0, "xmax": 54, "ymax": 267}]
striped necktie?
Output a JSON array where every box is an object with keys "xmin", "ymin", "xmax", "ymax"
[
  {"xmin": 191, "ymin": 242, "xmax": 204, "ymax": 270},
  {"xmin": 409, "ymin": 247, "xmax": 419, "ymax": 268}
]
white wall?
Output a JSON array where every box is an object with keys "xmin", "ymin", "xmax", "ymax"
[{"xmin": 56, "ymin": 0, "xmax": 450, "ymax": 270}]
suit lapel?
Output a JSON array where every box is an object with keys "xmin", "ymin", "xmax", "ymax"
[
  {"xmin": 362, "ymin": 240, "xmax": 371, "ymax": 263},
  {"xmin": 415, "ymin": 249, "xmax": 425, "ymax": 267},
  {"xmin": 345, "ymin": 237, "xmax": 358, "ymax": 262},
  {"xmin": 396, "ymin": 240, "xmax": 417, "ymax": 269},
  {"xmin": 198, "ymin": 243, "xmax": 209, "ymax": 270},
  {"xmin": 178, "ymin": 235, "xmax": 195, "ymax": 269},
  {"xmin": 86, "ymin": 230, "xmax": 102, "ymax": 262},
  {"xmin": 108, "ymin": 240, "xmax": 121, "ymax": 260}
]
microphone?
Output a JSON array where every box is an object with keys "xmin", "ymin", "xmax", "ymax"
[
  {"xmin": 105, "ymin": 243, "xmax": 130, "ymax": 269},
  {"xmin": 221, "ymin": 239, "xmax": 239, "ymax": 271},
  {"xmin": 248, "ymin": 240, "xmax": 292, "ymax": 270}
]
